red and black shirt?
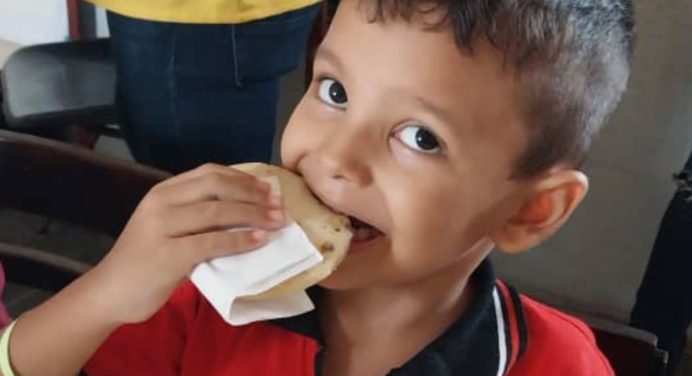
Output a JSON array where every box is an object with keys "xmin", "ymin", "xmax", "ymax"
[{"xmin": 85, "ymin": 260, "xmax": 614, "ymax": 375}]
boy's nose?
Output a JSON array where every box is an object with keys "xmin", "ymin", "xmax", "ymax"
[{"xmin": 313, "ymin": 128, "xmax": 374, "ymax": 188}]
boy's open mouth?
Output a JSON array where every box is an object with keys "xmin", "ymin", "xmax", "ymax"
[
  {"xmin": 348, "ymin": 216, "xmax": 384, "ymax": 243},
  {"xmin": 302, "ymin": 182, "xmax": 384, "ymax": 245}
]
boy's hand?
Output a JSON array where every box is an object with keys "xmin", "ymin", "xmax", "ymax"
[{"xmin": 88, "ymin": 163, "xmax": 285, "ymax": 324}]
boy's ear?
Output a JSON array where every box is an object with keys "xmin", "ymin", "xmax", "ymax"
[{"xmin": 491, "ymin": 169, "xmax": 589, "ymax": 254}]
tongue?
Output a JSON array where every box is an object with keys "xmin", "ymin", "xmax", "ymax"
[
  {"xmin": 348, "ymin": 216, "xmax": 382, "ymax": 242},
  {"xmin": 353, "ymin": 226, "xmax": 379, "ymax": 242}
]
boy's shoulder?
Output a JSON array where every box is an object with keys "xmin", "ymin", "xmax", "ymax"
[{"xmin": 498, "ymin": 281, "xmax": 615, "ymax": 376}]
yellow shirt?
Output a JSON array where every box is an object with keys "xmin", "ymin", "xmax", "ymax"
[{"xmin": 88, "ymin": 0, "xmax": 321, "ymax": 24}]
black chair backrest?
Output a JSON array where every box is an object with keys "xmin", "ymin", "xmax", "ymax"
[{"xmin": 0, "ymin": 39, "xmax": 116, "ymax": 130}]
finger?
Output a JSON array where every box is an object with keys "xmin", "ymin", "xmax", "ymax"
[
  {"xmin": 163, "ymin": 201, "xmax": 285, "ymax": 236},
  {"xmin": 155, "ymin": 163, "xmax": 237, "ymax": 186},
  {"xmin": 177, "ymin": 229, "xmax": 269, "ymax": 265},
  {"xmin": 156, "ymin": 163, "xmax": 271, "ymax": 192},
  {"xmin": 153, "ymin": 169, "xmax": 279, "ymax": 209}
]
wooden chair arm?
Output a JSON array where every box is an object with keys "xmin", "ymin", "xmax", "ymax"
[{"xmin": 0, "ymin": 241, "xmax": 90, "ymax": 292}]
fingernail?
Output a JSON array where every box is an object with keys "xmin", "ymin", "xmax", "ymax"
[
  {"xmin": 268, "ymin": 209, "xmax": 284, "ymax": 222},
  {"xmin": 257, "ymin": 180, "xmax": 271, "ymax": 193},
  {"xmin": 252, "ymin": 230, "xmax": 267, "ymax": 241}
]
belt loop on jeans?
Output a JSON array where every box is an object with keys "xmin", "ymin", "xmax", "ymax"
[
  {"xmin": 230, "ymin": 24, "xmax": 242, "ymax": 87},
  {"xmin": 674, "ymin": 170, "xmax": 692, "ymax": 202}
]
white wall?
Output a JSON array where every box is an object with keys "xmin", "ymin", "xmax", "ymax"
[
  {"xmin": 94, "ymin": 6, "xmax": 108, "ymax": 37},
  {"xmin": 0, "ymin": 0, "xmax": 68, "ymax": 44}
]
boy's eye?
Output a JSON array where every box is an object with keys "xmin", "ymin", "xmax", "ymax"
[
  {"xmin": 396, "ymin": 125, "xmax": 442, "ymax": 154},
  {"xmin": 318, "ymin": 78, "xmax": 348, "ymax": 109}
]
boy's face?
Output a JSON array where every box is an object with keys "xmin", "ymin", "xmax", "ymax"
[{"xmin": 281, "ymin": 0, "xmax": 533, "ymax": 290}]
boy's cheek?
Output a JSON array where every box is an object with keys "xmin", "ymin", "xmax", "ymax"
[
  {"xmin": 280, "ymin": 107, "xmax": 312, "ymax": 166},
  {"xmin": 282, "ymin": 106, "xmax": 337, "ymax": 164}
]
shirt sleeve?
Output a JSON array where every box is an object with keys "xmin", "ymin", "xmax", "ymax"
[{"xmin": 84, "ymin": 282, "xmax": 201, "ymax": 376}]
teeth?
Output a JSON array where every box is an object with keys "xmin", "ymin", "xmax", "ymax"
[{"xmin": 353, "ymin": 227, "xmax": 379, "ymax": 242}]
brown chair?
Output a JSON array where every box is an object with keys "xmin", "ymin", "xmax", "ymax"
[
  {"xmin": 0, "ymin": 242, "xmax": 89, "ymax": 293},
  {"xmin": 0, "ymin": 129, "xmax": 169, "ymax": 291}
]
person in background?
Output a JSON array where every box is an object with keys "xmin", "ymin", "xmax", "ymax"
[
  {"xmin": 632, "ymin": 148, "xmax": 692, "ymax": 375},
  {"xmin": 89, "ymin": 0, "xmax": 321, "ymax": 173}
]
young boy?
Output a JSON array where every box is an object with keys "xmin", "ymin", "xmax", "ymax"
[{"xmin": 2, "ymin": 0, "xmax": 635, "ymax": 375}]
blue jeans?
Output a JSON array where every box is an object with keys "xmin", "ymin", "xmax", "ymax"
[
  {"xmin": 107, "ymin": 5, "xmax": 318, "ymax": 173},
  {"xmin": 631, "ymin": 150, "xmax": 692, "ymax": 374}
]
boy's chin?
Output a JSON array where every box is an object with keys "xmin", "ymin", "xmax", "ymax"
[
  {"xmin": 315, "ymin": 258, "xmax": 379, "ymax": 291},
  {"xmin": 315, "ymin": 239, "xmax": 389, "ymax": 291},
  {"xmin": 316, "ymin": 277, "xmax": 351, "ymax": 291}
]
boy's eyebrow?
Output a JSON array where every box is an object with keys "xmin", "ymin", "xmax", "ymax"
[
  {"xmin": 314, "ymin": 47, "xmax": 345, "ymax": 73},
  {"xmin": 412, "ymin": 95, "xmax": 457, "ymax": 129}
]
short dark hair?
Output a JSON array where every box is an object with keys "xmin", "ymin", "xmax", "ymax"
[{"xmin": 367, "ymin": 0, "xmax": 635, "ymax": 177}]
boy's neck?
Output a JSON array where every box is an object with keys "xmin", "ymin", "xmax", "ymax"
[
  {"xmin": 318, "ymin": 248, "xmax": 489, "ymax": 376},
  {"xmin": 319, "ymin": 242, "xmax": 490, "ymax": 348}
]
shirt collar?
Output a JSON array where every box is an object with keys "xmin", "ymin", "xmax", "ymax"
[{"xmin": 271, "ymin": 259, "xmax": 527, "ymax": 376}]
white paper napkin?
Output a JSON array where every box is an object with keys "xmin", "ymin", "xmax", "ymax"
[{"xmin": 190, "ymin": 177, "xmax": 324, "ymax": 326}]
